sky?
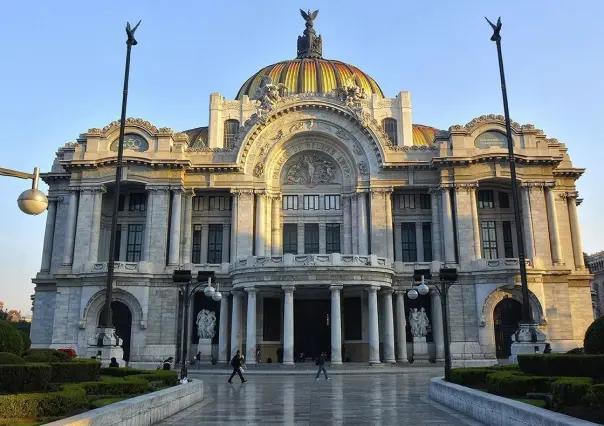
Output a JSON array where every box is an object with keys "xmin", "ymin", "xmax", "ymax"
[{"xmin": 1, "ymin": 1, "xmax": 603, "ymax": 314}]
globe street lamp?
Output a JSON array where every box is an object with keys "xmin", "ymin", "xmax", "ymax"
[{"xmin": 0, "ymin": 167, "xmax": 48, "ymax": 215}]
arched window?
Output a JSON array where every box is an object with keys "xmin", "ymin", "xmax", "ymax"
[
  {"xmin": 224, "ymin": 119, "xmax": 240, "ymax": 147},
  {"xmin": 382, "ymin": 118, "xmax": 397, "ymax": 145}
]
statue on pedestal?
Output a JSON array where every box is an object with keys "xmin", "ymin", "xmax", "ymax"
[
  {"xmin": 408, "ymin": 307, "xmax": 430, "ymax": 338},
  {"xmin": 196, "ymin": 309, "xmax": 216, "ymax": 340}
]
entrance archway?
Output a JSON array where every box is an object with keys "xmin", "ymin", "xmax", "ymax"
[
  {"xmin": 493, "ymin": 298, "xmax": 522, "ymax": 358},
  {"xmin": 294, "ymin": 299, "xmax": 330, "ymax": 361},
  {"xmin": 99, "ymin": 301, "xmax": 132, "ymax": 362}
]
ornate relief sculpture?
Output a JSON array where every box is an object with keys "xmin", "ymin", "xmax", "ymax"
[
  {"xmin": 196, "ymin": 309, "xmax": 216, "ymax": 340},
  {"xmin": 358, "ymin": 161, "xmax": 369, "ymax": 175},
  {"xmin": 285, "ymin": 153, "xmax": 336, "ymax": 186},
  {"xmin": 252, "ymin": 75, "xmax": 289, "ymax": 119},
  {"xmin": 337, "ymin": 73, "xmax": 368, "ymax": 109},
  {"xmin": 253, "ymin": 162, "xmax": 265, "ymax": 178},
  {"xmin": 408, "ymin": 307, "xmax": 430, "ymax": 338}
]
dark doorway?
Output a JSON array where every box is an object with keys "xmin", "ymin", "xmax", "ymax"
[
  {"xmin": 494, "ymin": 298, "xmax": 522, "ymax": 358},
  {"xmin": 294, "ymin": 299, "xmax": 330, "ymax": 360},
  {"xmin": 99, "ymin": 301, "xmax": 132, "ymax": 362}
]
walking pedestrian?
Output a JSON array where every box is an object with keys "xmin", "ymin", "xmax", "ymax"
[
  {"xmin": 314, "ymin": 351, "xmax": 330, "ymax": 381},
  {"xmin": 228, "ymin": 350, "xmax": 247, "ymax": 383},
  {"xmin": 194, "ymin": 352, "xmax": 201, "ymax": 370}
]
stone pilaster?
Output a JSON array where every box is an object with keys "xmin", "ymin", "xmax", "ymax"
[
  {"xmin": 230, "ymin": 191, "xmax": 239, "ymax": 263},
  {"xmin": 546, "ymin": 186, "xmax": 563, "ymax": 265},
  {"xmin": 270, "ymin": 194, "xmax": 282, "ymax": 255},
  {"xmin": 41, "ymin": 198, "xmax": 58, "ymax": 272},
  {"xmin": 200, "ymin": 224, "xmax": 209, "ymax": 264},
  {"xmin": 441, "ymin": 187, "xmax": 456, "ymax": 263},
  {"xmin": 415, "ymin": 221, "xmax": 424, "ymax": 262},
  {"xmin": 282, "ymin": 285, "xmax": 295, "ymax": 366},
  {"xmin": 88, "ymin": 187, "xmax": 106, "ymax": 263},
  {"xmin": 245, "ymin": 287, "xmax": 257, "ymax": 364},
  {"xmin": 330, "ymin": 285, "xmax": 343, "ymax": 364},
  {"xmin": 264, "ymin": 195, "xmax": 272, "ymax": 256},
  {"xmin": 73, "ymin": 187, "xmax": 100, "ymax": 269},
  {"xmin": 319, "ymin": 223, "xmax": 327, "ymax": 254},
  {"xmin": 385, "ymin": 191, "xmax": 394, "ymax": 261},
  {"xmin": 181, "ymin": 191, "xmax": 193, "ymax": 264},
  {"xmin": 429, "ymin": 190, "xmax": 442, "ymax": 262},
  {"xmin": 168, "ymin": 188, "xmax": 182, "ymax": 265},
  {"xmin": 527, "ymin": 184, "xmax": 552, "ymax": 264},
  {"xmin": 342, "ymin": 195, "xmax": 352, "ymax": 254},
  {"xmin": 357, "ymin": 192, "xmax": 369, "ymax": 255},
  {"xmin": 144, "ymin": 185, "xmax": 171, "ymax": 265},
  {"xmin": 470, "ymin": 187, "xmax": 481, "ymax": 260},
  {"xmin": 222, "ymin": 224, "xmax": 230, "ymax": 263},
  {"xmin": 218, "ymin": 296, "xmax": 229, "ymax": 363},
  {"xmin": 234, "ymin": 190, "xmax": 254, "ymax": 260},
  {"xmin": 254, "ymin": 191, "xmax": 266, "ymax": 256},
  {"xmin": 566, "ymin": 193, "xmax": 585, "ymax": 269},
  {"xmin": 520, "ymin": 186, "xmax": 535, "ymax": 260},
  {"xmin": 453, "ymin": 184, "xmax": 477, "ymax": 262},
  {"xmin": 366, "ymin": 285, "xmax": 380, "ymax": 364},
  {"xmin": 369, "ymin": 188, "xmax": 391, "ymax": 258},
  {"xmin": 62, "ymin": 189, "xmax": 79, "ymax": 266},
  {"xmin": 351, "ymin": 194, "xmax": 359, "ymax": 254}
]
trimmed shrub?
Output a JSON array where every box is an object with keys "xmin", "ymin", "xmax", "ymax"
[
  {"xmin": 76, "ymin": 378, "xmax": 148, "ymax": 396},
  {"xmin": 100, "ymin": 367, "xmax": 146, "ymax": 377},
  {"xmin": 584, "ymin": 384, "xmax": 604, "ymax": 408},
  {"xmin": 0, "ymin": 352, "xmax": 25, "ymax": 365},
  {"xmin": 486, "ymin": 371, "xmax": 554, "ymax": 397},
  {"xmin": 0, "ymin": 363, "xmax": 52, "ymax": 393},
  {"xmin": 449, "ymin": 367, "xmax": 500, "ymax": 386},
  {"xmin": 18, "ymin": 331, "xmax": 31, "ymax": 352},
  {"xmin": 50, "ymin": 359, "xmax": 101, "ymax": 383},
  {"xmin": 567, "ymin": 347, "xmax": 585, "ymax": 355},
  {"xmin": 130, "ymin": 370, "xmax": 178, "ymax": 387},
  {"xmin": 0, "ymin": 386, "xmax": 86, "ymax": 418},
  {"xmin": 23, "ymin": 348, "xmax": 70, "ymax": 363},
  {"xmin": 0, "ymin": 321, "xmax": 23, "ymax": 356},
  {"xmin": 585, "ymin": 316, "xmax": 604, "ymax": 354},
  {"xmin": 518, "ymin": 354, "xmax": 604, "ymax": 379},
  {"xmin": 57, "ymin": 348, "xmax": 77, "ymax": 359},
  {"xmin": 551, "ymin": 377, "xmax": 594, "ymax": 409},
  {"xmin": 498, "ymin": 364, "xmax": 521, "ymax": 372}
]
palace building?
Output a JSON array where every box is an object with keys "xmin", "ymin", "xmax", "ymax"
[{"xmin": 31, "ymin": 11, "xmax": 592, "ymax": 367}]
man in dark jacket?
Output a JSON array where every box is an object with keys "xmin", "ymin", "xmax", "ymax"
[
  {"xmin": 314, "ymin": 351, "xmax": 330, "ymax": 381},
  {"xmin": 228, "ymin": 350, "xmax": 247, "ymax": 383}
]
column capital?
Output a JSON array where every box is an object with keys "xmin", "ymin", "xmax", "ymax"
[
  {"xmin": 394, "ymin": 290, "xmax": 406, "ymax": 296},
  {"xmin": 245, "ymin": 287, "xmax": 257, "ymax": 293},
  {"xmin": 560, "ymin": 191, "xmax": 579, "ymax": 200},
  {"xmin": 170, "ymin": 185, "xmax": 184, "ymax": 193},
  {"xmin": 380, "ymin": 287, "xmax": 394, "ymax": 295},
  {"xmin": 254, "ymin": 189, "xmax": 266, "ymax": 196},
  {"xmin": 520, "ymin": 181, "xmax": 548, "ymax": 188},
  {"xmin": 182, "ymin": 188, "xmax": 195, "ymax": 197},
  {"xmin": 282, "ymin": 285, "xmax": 295, "ymax": 293},
  {"xmin": 329, "ymin": 285, "xmax": 343, "ymax": 292},
  {"xmin": 230, "ymin": 290, "xmax": 243, "ymax": 297},
  {"xmin": 80, "ymin": 185, "xmax": 106, "ymax": 194},
  {"xmin": 146, "ymin": 184, "xmax": 171, "ymax": 192},
  {"xmin": 428, "ymin": 188, "xmax": 441, "ymax": 197},
  {"xmin": 365, "ymin": 285, "xmax": 380, "ymax": 293},
  {"xmin": 231, "ymin": 189, "xmax": 254, "ymax": 198},
  {"xmin": 370, "ymin": 187, "xmax": 393, "ymax": 198}
]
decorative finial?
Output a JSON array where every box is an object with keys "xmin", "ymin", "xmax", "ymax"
[
  {"xmin": 126, "ymin": 20, "xmax": 142, "ymax": 46},
  {"xmin": 297, "ymin": 9, "xmax": 322, "ymax": 58},
  {"xmin": 485, "ymin": 17, "xmax": 502, "ymax": 42}
]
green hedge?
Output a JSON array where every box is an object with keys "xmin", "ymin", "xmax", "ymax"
[
  {"xmin": 50, "ymin": 359, "xmax": 100, "ymax": 383},
  {"xmin": 0, "ymin": 386, "xmax": 86, "ymax": 418},
  {"xmin": 551, "ymin": 377, "xmax": 594, "ymax": 409},
  {"xmin": 100, "ymin": 367, "xmax": 146, "ymax": 377},
  {"xmin": 518, "ymin": 354, "xmax": 604, "ymax": 379},
  {"xmin": 18, "ymin": 331, "xmax": 31, "ymax": 352},
  {"xmin": 584, "ymin": 384, "xmax": 604, "ymax": 408},
  {"xmin": 0, "ymin": 363, "xmax": 52, "ymax": 393},
  {"xmin": 0, "ymin": 321, "xmax": 23, "ymax": 356},
  {"xmin": 449, "ymin": 367, "xmax": 499, "ymax": 386},
  {"xmin": 130, "ymin": 370, "xmax": 178, "ymax": 387},
  {"xmin": 23, "ymin": 348, "xmax": 70, "ymax": 363},
  {"xmin": 584, "ymin": 316, "xmax": 604, "ymax": 354},
  {"xmin": 67, "ymin": 378, "xmax": 148, "ymax": 396},
  {"xmin": 0, "ymin": 352, "xmax": 25, "ymax": 365},
  {"xmin": 486, "ymin": 371, "xmax": 554, "ymax": 397}
]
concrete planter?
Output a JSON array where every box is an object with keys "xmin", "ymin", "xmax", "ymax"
[
  {"xmin": 46, "ymin": 380, "xmax": 203, "ymax": 426},
  {"xmin": 429, "ymin": 377, "xmax": 596, "ymax": 426}
]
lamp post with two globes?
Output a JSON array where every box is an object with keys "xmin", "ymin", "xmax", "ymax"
[{"xmin": 1, "ymin": 167, "xmax": 48, "ymax": 215}]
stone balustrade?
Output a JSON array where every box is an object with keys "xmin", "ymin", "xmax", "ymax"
[{"xmin": 230, "ymin": 253, "xmax": 392, "ymax": 271}]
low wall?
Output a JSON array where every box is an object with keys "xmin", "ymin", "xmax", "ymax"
[
  {"xmin": 429, "ymin": 377, "xmax": 596, "ymax": 426},
  {"xmin": 46, "ymin": 380, "xmax": 203, "ymax": 426}
]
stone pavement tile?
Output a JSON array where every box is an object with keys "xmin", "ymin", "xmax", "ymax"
[{"xmin": 155, "ymin": 372, "xmax": 482, "ymax": 425}]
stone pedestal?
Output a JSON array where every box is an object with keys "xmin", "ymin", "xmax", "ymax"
[
  {"xmin": 412, "ymin": 336, "xmax": 429, "ymax": 363},
  {"xmin": 510, "ymin": 323, "xmax": 547, "ymax": 362},
  {"xmin": 87, "ymin": 327, "xmax": 125, "ymax": 367},
  {"xmin": 197, "ymin": 338, "xmax": 213, "ymax": 362}
]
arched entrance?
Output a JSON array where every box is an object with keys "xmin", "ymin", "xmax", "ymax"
[
  {"xmin": 99, "ymin": 301, "xmax": 132, "ymax": 362},
  {"xmin": 493, "ymin": 298, "xmax": 522, "ymax": 358}
]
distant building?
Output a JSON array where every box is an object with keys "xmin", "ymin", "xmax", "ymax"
[{"xmin": 586, "ymin": 252, "xmax": 604, "ymax": 318}]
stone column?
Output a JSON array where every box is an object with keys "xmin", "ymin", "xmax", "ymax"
[
  {"xmin": 441, "ymin": 188, "xmax": 455, "ymax": 263},
  {"xmin": 62, "ymin": 190, "xmax": 79, "ymax": 266},
  {"xmin": 470, "ymin": 187, "xmax": 481, "ymax": 260},
  {"xmin": 430, "ymin": 290, "xmax": 445, "ymax": 361},
  {"xmin": 200, "ymin": 224, "xmax": 209, "ymax": 264},
  {"xmin": 88, "ymin": 187, "xmax": 105, "ymax": 262},
  {"xmin": 230, "ymin": 292, "xmax": 242, "ymax": 358},
  {"xmin": 394, "ymin": 221, "xmax": 402, "ymax": 262},
  {"xmin": 181, "ymin": 191, "xmax": 193, "ymax": 264},
  {"xmin": 73, "ymin": 188, "xmax": 98, "ymax": 268},
  {"xmin": 255, "ymin": 192, "xmax": 265, "ymax": 256},
  {"xmin": 218, "ymin": 296, "xmax": 229, "ymax": 363},
  {"xmin": 330, "ymin": 285, "xmax": 343, "ymax": 364},
  {"xmin": 41, "ymin": 198, "xmax": 58, "ymax": 271},
  {"xmin": 143, "ymin": 185, "xmax": 171, "ymax": 264},
  {"xmin": 245, "ymin": 288, "xmax": 257, "ymax": 364},
  {"xmin": 142, "ymin": 188, "xmax": 155, "ymax": 261},
  {"xmin": 297, "ymin": 223, "xmax": 304, "ymax": 254},
  {"xmin": 282, "ymin": 285, "xmax": 295, "ymax": 365},
  {"xmin": 567, "ymin": 193, "xmax": 585, "ymax": 269},
  {"xmin": 521, "ymin": 186, "xmax": 535, "ymax": 260},
  {"xmin": 222, "ymin": 224, "xmax": 231, "ymax": 263},
  {"xmin": 342, "ymin": 195, "xmax": 352, "ymax": 253},
  {"xmin": 386, "ymin": 191, "xmax": 395, "ymax": 261},
  {"xmin": 545, "ymin": 186, "xmax": 563, "ymax": 264},
  {"xmin": 394, "ymin": 291, "xmax": 408, "ymax": 362},
  {"xmin": 366, "ymin": 286, "xmax": 380, "ymax": 364},
  {"xmin": 271, "ymin": 195, "xmax": 282, "ymax": 255},
  {"xmin": 265, "ymin": 196, "xmax": 272, "ymax": 256},
  {"xmin": 230, "ymin": 192, "xmax": 239, "ymax": 263},
  {"xmin": 381, "ymin": 289, "xmax": 396, "ymax": 363},
  {"xmin": 415, "ymin": 221, "xmax": 424, "ymax": 262},
  {"xmin": 357, "ymin": 192, "xmax": 369, "ymax": 255},
  {"xmin": 351, "ymin": 195, "xmax": 359, "ymax": 254},
  {"xmin": 319, "ymin": 223, "xmax": 327, "ymax": 254},
  {"xmin": 168, "ymin": 189, "xmax": 182, "ymax": 265},
  {"xmin": 430, "ymin": 190, "xmax": 442, "ymax": 262}
]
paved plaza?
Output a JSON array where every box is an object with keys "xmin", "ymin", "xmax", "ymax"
[{"xmin": 158, "ymin": 371, "xmax": 482, "ymax": 425}]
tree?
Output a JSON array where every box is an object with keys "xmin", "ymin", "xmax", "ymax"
[{"xmin": 6, "ymin": 310, "xmax": 21, "ymax": 323}]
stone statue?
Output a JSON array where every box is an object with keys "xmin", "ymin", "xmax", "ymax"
[
  {"xmin": 409, "ymin": 307, "xmax": 429, "ymax": 338},
  {"xmin": 196, "ymin": 309, "xmax": 216, "ymax": 340},
  {"xmin": 252, "ymin": 75, "xmax": 288, "ymax": 115},
  {"xmin": 337, "ymin": 73, "xmax": 367, "ymax": 109},
  {"xmin": 300, "ymin": 9, "xmax": 319, "ymax": 28}
]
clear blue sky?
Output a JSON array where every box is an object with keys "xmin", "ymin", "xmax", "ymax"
[{"xmin": 1, "ymin": 1, "xmax": 602, "ymax": 314}]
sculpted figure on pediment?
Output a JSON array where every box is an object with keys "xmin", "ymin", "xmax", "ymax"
[{"xmin": 285, "ymin": 153, "xmax": 336, "ymax": 186}]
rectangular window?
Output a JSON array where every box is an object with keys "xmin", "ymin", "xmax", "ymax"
[
  {"xmin": 481, "ymin": 221, "xmax": 498, "ymax": 259},
  {"xmin": 304, "ymin": 223, "xmax": 319, "ymax": 254},
  {"xmin": 192, "ymin": 225, "xmax": 202, "ymax": 264},
  {"xmin": 502, "ymin": 221, "xmax": 514, "ymax": 258},
  {"xmin": 499, "ymin": 191, "xmax": 510, "ymax": 209},
  {"xmin": 263, "ymin": 298, "xmax": 281, "ymax": 341},
  {"xmin": 399, "ymin": 194, "xmax": 416, "ymax": 209},
  {"xmin": 401, "ymin": 222, "xmax": 417, "ymax": 262},
  {"xmin": 192, "ymin": 196, "xmax": 204, "ymax": 211},
  {"xmin": 118, "ymin": 195, "xmax": 125, "ymax": 212},
  {"xmin": 419, "ymin": 194, "xmax": 431, "ymax": 209},
  {"xmin": 478, "ymin": 190, "xmax": 494, "ymax": 209},
  {"xmin": 283, "ymin": 224, "xmax": 298, "ymax": 254},
  {"xmin": 324, "ymin": 195, "xmax": 341, "ymax": 210},
  {"xmin": 344, "ymin": 297, "xmax": 362, "ymax": 340},
  {"xmin": 207, "ymin": 224, "xmax": 223, "ymax": 264},
  {"xmin": 326, "ymin": 223, "xmax": 341, "ymax": 254},
  {"xmin": 282, "ymin": 195, "xmax": 298, "ymax": 210},
  {"xmin": 422, "ymin": 222, "xmax": 432, "ymax": 262},
  {"xmin": 126, "ymin": 224, "xmax": 144, "ymax": 262},
  {"xmin": 114, "ymin": 225, "xmax": 122, "ymax": 260},
  {"xmin": 303, "ymin": 195, "xmax": 320, "ymax": 210},
  {"xmin": 208, "ymin": 196, "xmax": 227, "ymax": 211},
  {"xmin": 128, "ymin": 193, "xmax": 146, "ymax": 211}
]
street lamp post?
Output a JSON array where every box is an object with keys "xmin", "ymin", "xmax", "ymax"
[
  {"xmin": 0, "ymin": 167, "xmax": 48, "ymax": 215},
  {"xmin": 486, "ymin": 17, "xmax": 546, "ymax": 356}
]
